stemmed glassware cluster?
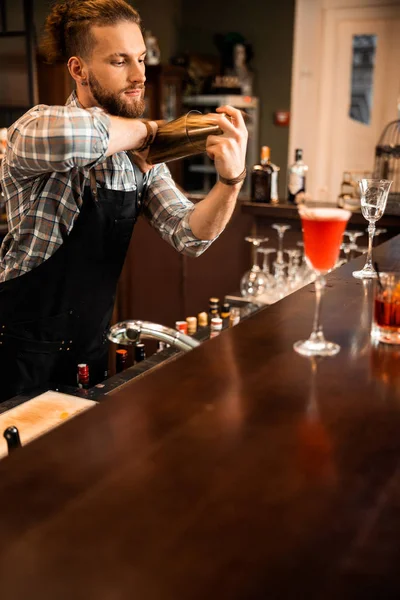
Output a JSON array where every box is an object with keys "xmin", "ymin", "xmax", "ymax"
[
  {"xmin": 239, "ymin": 178, "xmax": 393, "ymax": 357},
  {"xmin": 240, "ymin": 223, "xmax": 315, "ymax": 303}
]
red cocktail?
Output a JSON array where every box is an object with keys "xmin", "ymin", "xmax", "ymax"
[
  {"xmin": 301, "ymin": 208, "xmax": 350, "ymax": 272},
  {"xmin": 294, "ymin": 207, "xmax": 351, "ymax": 357}
]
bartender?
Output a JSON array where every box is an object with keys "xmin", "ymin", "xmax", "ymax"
[{"xmin": 0, "ymin": 0, "xmax": 248, "ymax": 401}]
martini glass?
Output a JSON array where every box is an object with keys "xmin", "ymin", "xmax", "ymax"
[
  {"xmin": 294, "ymin": 207, "xmax": 351, "ymax": 357},
  {"xmin": 353, "ymin": 179, "xmax": 392, "ymax": 279}
]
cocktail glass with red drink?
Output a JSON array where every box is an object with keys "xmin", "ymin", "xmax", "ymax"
[{"xmin": 294, "ymin": 207, "xmax": 351, "ymax": 356}]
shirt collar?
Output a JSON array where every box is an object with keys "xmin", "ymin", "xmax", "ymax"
[{"xmin": 66, "ymin": 90, "xmax": 84, "ymax": 108}]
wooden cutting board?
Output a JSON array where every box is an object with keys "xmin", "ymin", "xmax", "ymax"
[{"xmin": 0, "ymin": 391, "xmax": 96, "ymax": 458}]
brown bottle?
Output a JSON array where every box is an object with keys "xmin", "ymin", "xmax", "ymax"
[
  {"xmin": 116, "ymin": 349, "xmax": 128, "ymax": 373},
  {"xmin": 251, "ymin": 146, "xmax": 274, "ymax": 203}
]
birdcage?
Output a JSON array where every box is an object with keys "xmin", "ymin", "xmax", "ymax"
[{"xmin": 373, "ymin": 119, "xmax": 400, "ymax": 213}]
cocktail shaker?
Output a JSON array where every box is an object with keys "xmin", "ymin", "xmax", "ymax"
[{"xmin": 146, "ymin": 111, "xmax": 225, "ymax": 165}]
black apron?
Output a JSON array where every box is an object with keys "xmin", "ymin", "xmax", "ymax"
[{"xmin": 0, "ymin": 155, "xmax": 144, "ymax": 401}]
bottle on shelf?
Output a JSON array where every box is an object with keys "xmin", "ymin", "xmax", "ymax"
[
  {"xmin": 175, "ymin": 320, "xmax": 188, "ymax": 335},
  {"xmin": 77, "ymin": 363, "xmax": 90, "ymax": 389},
  {"xmin": 251, "ymin": 146, "xmax": 278, "ymax": 204},
  {"xmin": 220, "ymin": 302, "xmax": 231, "ymax": 325},
  {"xmin": 198, "ymin": 312, "xmax": 208, "ymax": 328},
  {"xmin": 209, "ymin": 297, "xmax": 220, "ymax": 318},
  {"xmin": 210, "ymin": 317, "xmax": 223, "ymax": 338},
  {"xmin": 229, "ymin": 307, "xmax": 241, "ymax": 327},
  {"xmin": 135, "ymin": 343, "xmax": 146, "ymax": 363},
  {"xmin": 287, "ymin": 148, "xmax": 308, "ymax": 204},
  {"xmin": 186, "ymin": 316, "xmax": 197, "ymax": 335},
  {"xmin": 116, "ymin": 348, "xmax": 128, "ymax": 373},
  {"xmin": 3, "ymin": 426, "xmax": 21, "ymax": 453}
]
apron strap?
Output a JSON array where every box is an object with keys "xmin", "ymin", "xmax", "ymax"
[
  {"xmin": 89, "ymin": 169, "xmax": 98, "ymax": 201},
  {"xmin": 127, "ymin": 151, "xmax": 145, "ymax": 211}
]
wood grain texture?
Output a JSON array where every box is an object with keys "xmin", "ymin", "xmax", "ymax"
[
  {"xmin": 0, "ymin": 238, "xmax": 399, "ymax": 598},
  {"xmin": 0, "ymin": 391, "xmax": 96, "ymax": 458}
]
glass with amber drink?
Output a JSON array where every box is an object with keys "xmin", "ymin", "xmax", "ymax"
[
  {"xmin": 371, "ymin": 273, "xmax": 400, "ymax": 345},
  {"xmin": 294, "ymin": 206, "xmax": 351, "ymax": 356}
]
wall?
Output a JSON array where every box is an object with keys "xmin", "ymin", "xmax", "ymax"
[
  {"xmin": 34, "ymin": 0, "xmax": 183, "ymax": 70},
  {"xmin": 179, "ymin": 0, "xmax": 296, "ymax": 199},
  {"xmin": 289, "ymin": 0, "xmax": 400, "ymax": 201},
  {"xmin": 0, "ymin": 0, "xmax": 182, "ymax": 109}
]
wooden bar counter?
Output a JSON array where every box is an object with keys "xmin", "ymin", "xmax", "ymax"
[{"xmin": 0, "ymin": 237, "xmax": 400, "ymax": 599}]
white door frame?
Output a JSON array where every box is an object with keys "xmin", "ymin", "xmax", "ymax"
[{"xmin": 289, "ymin": 1, "xmax": 400, "ymax": 202}]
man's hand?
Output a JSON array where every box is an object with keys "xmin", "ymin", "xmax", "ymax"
[{"xmin": 205, "ymin": 106, "xmax": 248, "ymax": 182}]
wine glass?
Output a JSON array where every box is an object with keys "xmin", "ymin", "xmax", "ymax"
[
  {"xmin": 344, "ymin": 230, "xmax": 364, "ymax": 249},
  {"xmin": 271, "ymin": 223, "xmax": 291, "ymax": 264},
  {"xmin": 294, "ymin": 207, "xmax": 351, "ymax": 357},
  {"xmin": 285, "ymin": 249, "xmax": 302, "ymax": 289},
  {"xmin": 240, "ymin": 236, "xmax": 269, "ymax": 298},
  {"xmin": 257, "ymin": 247, "xmax": 276, "ymax": 287},
  {"xmin": 353, "ymin": 179, "xmax": 392, "ymax": 279}
]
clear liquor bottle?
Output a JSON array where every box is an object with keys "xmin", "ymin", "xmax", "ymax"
[{"xmin": 288, "ymin": 148, "xmax": 308, "ymax": 204}]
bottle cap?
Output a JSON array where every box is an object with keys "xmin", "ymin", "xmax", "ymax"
[
  {"xmin": 209, "ymin": 297, "xmax": 220, "ymax": 305},
  {"xmin": 210, "ymin": 317, "xmax": 223, "ymax": 331},
  {"xmin": 77, "ymin": 363, "xmax": 89, "ymax": 376},
  {"xmin": 198, "ymin": 311, "xmax": 208, "ymax": 327},
  {"xmin": 221, "ymin": 302, "xmax": 231, "ymax": 314},
  {"xmin": 261, "ymin": 146, "xmax": 270, "ymax": 161},
  {"xmin": 175, "ymin": 320, "xmax": 188, "ymax": 334},
  {"xmin": 186, "ymin": 316, "xmax": 197, "ymax": 334},
  {"xmin": 116, "ymin": 349, "xmax": 128, "ymax": 357}
]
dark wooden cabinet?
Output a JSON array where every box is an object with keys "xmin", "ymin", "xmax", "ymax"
[{"xmin": 37, "ymin": 58, "xmax": 74, "ymax": 105}]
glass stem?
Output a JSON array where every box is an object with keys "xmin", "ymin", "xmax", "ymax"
[
  {"xmin": 365, "ymin": 221, "xmax": 376, "ymax": 270},
  {"xmin": 310, "ymin": 275, "xmax": 326, "ymax": 342},
  {"xmin": 251, "ymin": 243, "xmax": 259, "ymax": 269},
  {"xmin": 277, "ymin": 235, "xmax": 283, "ymax": 263}
]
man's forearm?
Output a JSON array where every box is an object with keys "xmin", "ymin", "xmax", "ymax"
[
  {"xmin": 106, "ymin": 116, "xmax": 151, "ymax": 156},
  {"xmin": 188, "ymin": 181, "xmax": 242, "ymax": 240}
]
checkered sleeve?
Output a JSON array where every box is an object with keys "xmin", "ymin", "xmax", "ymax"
[
  {"xmin": 142, "ymin": 163, "xmax": 219, "ymax": 258},
  {"xmin": 6, "ymin": 104, "xmax": 110, "ymax": 178}
]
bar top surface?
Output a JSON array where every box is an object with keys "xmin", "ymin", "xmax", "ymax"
[{"xmin": 0, "ymin": 238, "xmax": 400, "ymax": 599}]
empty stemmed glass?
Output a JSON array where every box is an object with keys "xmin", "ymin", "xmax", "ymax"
[
  {"xmin": 344, "ymin": 230, "xmax": 364, "ymax": 249},
  {"xmin": 294, "ymin": 207, "xmax": 351, "ymax": 357},
  {"xmin": 272, "ymin": 223, "xmax": 291, "ymax": 264},
  {"xmin": 353, "ymin": 179, "xmax": 392, "ymax": 279},
  {"xmin": 285, "ymin": 249, "xmax": 303, "ymax": 289},
  {"xmin": 240, "ymin": 236, "xmax": 269, "ymax": 298},
  {"xmin": 257, "ymin": 247, "xmax": 276, "ymax": 287}
]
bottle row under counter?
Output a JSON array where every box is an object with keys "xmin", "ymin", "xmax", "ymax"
[{"xmin": 0, "ymin": 298, "xmax": 262, "ymax": 415}]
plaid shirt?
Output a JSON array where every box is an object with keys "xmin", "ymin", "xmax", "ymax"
[{"xmin": 0, "ymin": 91, "xmax": 213, "ymax": 282}]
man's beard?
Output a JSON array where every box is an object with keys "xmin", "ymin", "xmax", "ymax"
[{"xmin": 88, "ymin": 71, "xmax": 145, "ymax": 118}]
